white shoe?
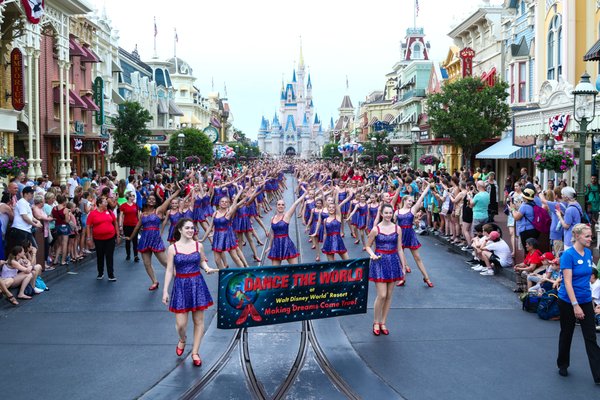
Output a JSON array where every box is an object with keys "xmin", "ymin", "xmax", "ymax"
[
  {"xmin": 33, "ymin": 287, "xmax": 44, "ymax": 294},
  {"xmin": 480, "ymin": 269, "xmax": 495, "ymax": 276},
  {"xmin": 472, "ymin": 265, "xmax": 486, "ymax": 272}
]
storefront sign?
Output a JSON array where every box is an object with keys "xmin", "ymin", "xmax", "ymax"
[
  {"xmin": 74, "ymin": 120, "xmax": 84, "ymax": 134},
  {"xmin": 21, "ymin": 0, "xmax": 44, "ymax": 24},
  {"xmin": 459, "ymin": 47, "xmax": 475, "ymax": 78},
  {"xmin": 10, "ymin": 48, "xmax": 25, "ymax": 111},
  {"xmin": 93, "ymin": 76, "xmax": 104, "ymax": 125},
  {"xmin": 217, "ymin": 258, "xmax": 370, "ymax": 329}
]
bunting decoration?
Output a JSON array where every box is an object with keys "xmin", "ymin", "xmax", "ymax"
[
  {"xmin": 21, "ymin": 0, "xmax": 44, "ymax": 24},
  {"xmin": 73, "ymin": 138, "xmax": 83, "ymax": 152},
  {"xmin": 99, "ymin": 140, "xmax": 108, "ymax": 154},
  {"xmin": 548, "ymin": 114, "xmax": 570, "ymax": 142}
]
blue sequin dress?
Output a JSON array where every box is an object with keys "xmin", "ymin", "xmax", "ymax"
[
  {"xmin": 233, "ymin": 204, "xmax": 253, "ymax": 233},
  {"xmin": 317, "ymin": 211, "xmax": 329, "ymax": 243},
  {"xmin": 169, "ymin": 243, "xmax": 214, "ymax": 313},
  {"xmin": 167, "ymin": 211, "xmax": 183, "ymax": 243},
  {"xmin": 304, "ymin": 201, "xmax": 316, "ymax": 225},
  {"xmin": 193, "ymin": 196, "xmax": 205, "ymax": 223},
  {"xmin": 339, "ymin": 191, "xmax": 350, "ymax": 215},
  {"xmin": 367, "ymin": 205, "xmax": 379, "ymax": 232},
  {"xmin": 268, "ymin": 218, "xmax": 299, "ymax": 261},
  {"xmin": 202, "ymin": 194, "xmax": 214, "ymax": 220},
  {"xmin": 322, "ymin": 218, "xmax": 347, "ymax": 255},
  {"xmin": 369, "ymin": 226, "xmax": 403, "ymax": 282},
  {"xmin": 138, "ymin": 213, "xmax": 165, "ymax": 253},
  {"xmin": 395, "ymin": 211, "xmax": 421, "ymax": 249},
  {"xmin": 212, "ymin": 214, "xmax": 238, "ymax": 253}
]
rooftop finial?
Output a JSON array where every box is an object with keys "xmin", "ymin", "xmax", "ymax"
[{"xmin": 299, "ymin": 35, "xmax": 305, "ymax": 68}]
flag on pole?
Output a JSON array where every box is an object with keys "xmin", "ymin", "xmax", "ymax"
[
  {"xmin": 154, "ymin": 17, "xmax": 157, "ymax": 37},
  {"xmin": 175, "ymin": 28, "xmax": 178, "ymax": 43},
  {"xmin": 415, "ymin": 0, "xmax": 419, "ymax": 17}
]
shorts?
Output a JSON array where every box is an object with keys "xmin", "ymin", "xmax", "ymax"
[
  {"xmin": 56, "ymin": 224, "xmax": 72, "ymax": 236},
  {"xmin": 432, "ymin": 213, "xmax": 440, "ymax": 222}
]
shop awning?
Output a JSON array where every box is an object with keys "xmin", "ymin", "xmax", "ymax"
[
  {"xmin": 584, "ymin": 39, "xmax": 600, "ymax": 61},
  {"xmin": 54, "ymin": 87, "xmax": 87, "ymax": 108},
  {"xmin": 382, "ymin": 113, "xmax": 395, "ymax": 123},
  {"xmin": 157, "ymin": 98, "xmax": 168, "ymax": 114},
  {"xmin": 111, "ymin": 60, "xmax": 123, "ymax": 73},
  {"xmin": 368, "ymin": 116, "xmax": 379, "ymax": 126},
  {"xmin": 476, "ymin": 137, "xmax": 535, "ymax": 159},
  {"xmin": 69, "ymin": 38, "xmax": 86, "ymax": 57},
  {"xmin": 112, "ymin": 90, "xmax": 124, "ymax": 105},
  {"xmin": 168, "ymin": 100, "xmax": 184, "ymax": 116},
  {"xmin": 81, "ymin": 95, "xmax": 100, "ymax": 112},
  {"xmin": 81, "ymin": 46, "xmax": 101, "ymax": 63}
]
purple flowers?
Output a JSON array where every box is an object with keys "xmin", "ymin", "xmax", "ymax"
[
  {"xmin": 184, "ymin": 155, "xmax": 201, "ymax": 164},
  {"xmin": 419, "ymin": 154, "xmax": 440, "ymax": 166},
  {"xmin": 164, "ymin": 156, "xmax": 178, "ymax": 164},
  {"xmin": 534, "ymin": 149, "xmax": 575, "ymax": 173},
  {"xmin": 0, "ymin": 156, "xmax": 27, "ymax": 177}
]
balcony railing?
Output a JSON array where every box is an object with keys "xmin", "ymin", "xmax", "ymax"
[{"xmin": 401, "ymin": 89, "xmax": 426, "ymax": 102}]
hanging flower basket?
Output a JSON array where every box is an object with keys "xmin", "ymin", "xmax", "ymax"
[
  {"xmin": 358, "ymin": 155, "xmax": 371, "ymax": 162},
  {"xmin": 419, "ymin": 154, "xmax": 439, "ymax": 166},
  {"xmin": 0, "ymin": 156, "xmax": 28, "ymax": 177},
  {"xmin": 534, "ymin": 149, "xmax": 576, "ymax": 172},
  {"xmin": 184, "ymin": 155, "xmax": 201, "ymax": 164},
  {"xmin": 165, "ymin": 156, "xmax": 178, "ymax": 164},
  {"xmin": 393, "ymin": 154, "xmax": 410, "ymax": 164},
  {"xmin": 376, "ymin": 155, "xmax": 389, "ymax": 163},
  {"xmin": 593, "ymin": 150, "xmax": 600, "ymax": 164}
]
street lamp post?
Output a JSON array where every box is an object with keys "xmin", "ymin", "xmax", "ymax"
[
  {"xmin": 177, "ymin": 132, "xmax": 185, "ymax": 179},
  {"xmin": 371, "ymin": 136, "xmax": 377, "ymax": 166},
  {"xmin": 572, "ymin": 71, "xmax": 598, "ymax": 208},
  {"xmin": 411, "ymin": 126, "xmax": 420, "ymax": 168}
]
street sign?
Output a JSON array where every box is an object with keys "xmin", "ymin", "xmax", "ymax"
[
  {"xmin": 93, "ymin": 76, "xmax": 104, "ymax": 125},
  {"xmin": 217, "ymin": 258, "xmax": 370, "ymax": 329}
]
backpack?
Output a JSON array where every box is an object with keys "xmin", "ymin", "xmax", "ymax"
[
  {"xmin": 566, "ymin": 204, "xmax": 591, "ymax": 228},
  {"xmin": 536, "ymin": 290, "xmax": 560, "ymax": 320},
  {"xmin": 521, "ymin": 292, "xmax": 540, "ymax": 313},
  {"xmin": 525, "ymin": 203, "xmax": 551, "ymax": 233}
]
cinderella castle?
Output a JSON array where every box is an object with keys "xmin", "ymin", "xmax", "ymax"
[{"xmin": 257, "ymin": 47, "xmax": 327, "ymax": 158}]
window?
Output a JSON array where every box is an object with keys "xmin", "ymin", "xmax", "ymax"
[
  {"xmin": 510, "ymin": 64, "xmax": 515, "ymax": 103},
  {"xmin": 547, "ymin": 14, "xmax": 562, "ymax": 80},
  {"xmin": 519, "ymin": 62, "xmax": 527, "ymax": 102},
  {"xmin": 412, "ymin": 43, "xmax": 422, "ymax": 59}
]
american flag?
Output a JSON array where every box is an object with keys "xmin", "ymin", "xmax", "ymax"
[
  {"xmin": 416, "ymin": 0, "xmax": 419, "ymax": 17},
  {"xmin": 175, "ymin": 28, "xmax": 178, "ymax": 43},
  {"xmin": 154, "ymin": 17, "xmax": 157, "ymax": 37}
]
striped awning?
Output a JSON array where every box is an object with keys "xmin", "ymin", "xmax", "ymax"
[
  {"xmin": 368, "ymin": 116, "xmax": 379, "ymax": 126},
  {"xmin": 584, "ymin": 39, "xmax": 600, "ymax": 61},
  {"xmin": 476, "ymin": 137, "xmax": 535, "ymax": 159},
  {"xmin": 382, "ymin": 113, "xmax": 394, "ymax": 123},
  {"xmin": 157, "ymin": 98, "xmax": 168, "ymax": 114}
]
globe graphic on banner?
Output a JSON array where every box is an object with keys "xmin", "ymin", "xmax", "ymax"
[{"xmin": 226, "ymin": 273, "xmax": 259, "ymax": 309}]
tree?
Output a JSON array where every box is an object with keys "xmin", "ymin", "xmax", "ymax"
[
  {"xmin": 426, "ymin": 77, "xmax": 510, "ymax": 168},
  {"xmin": 322, "ymin": 143, "xmax": 338, "ymax": 159},
  {"xmin": 111, "ymin": 101, "xmax": 152, "ymax": 170},
  {"xmin": 168, "ymin": 127, "xmax": 214, "ymax": 165},
  {"xmin": 367, "ymin": 130, "xmax": 392, "ymax": 159}
]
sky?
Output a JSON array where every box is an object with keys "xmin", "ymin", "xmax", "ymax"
[{"xmin": 95, "ymin": 0, "xmax": 502, "ymax": 139}]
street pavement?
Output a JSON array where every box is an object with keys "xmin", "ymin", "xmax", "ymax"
[{"xmin": 1, "ymin": 176, "xmax": 599, "ymax": 399}]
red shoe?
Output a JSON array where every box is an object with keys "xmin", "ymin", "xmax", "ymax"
[
  {"xmin": 249, "ymin": 304, "xmax": 262, "ymax": 322},
  {"xmin": 372, "ymin": 323, "xmax": 381, "ymax": 336},
  {"xmin": 423, "ymin": 278, "xmax": 434, "ymax": 288},
  {"xmin": 253, "ymin": 255, "xmax": 261, "ymax": 262},
  {"xmin": 405, "ymin": 266, "xmax": 412, "ymax": 273},
  {"xmin": 191, "ymin": 353, "xmax": 202, "ymax": 367},
  {"xmin": 380, "ymin": 324, "xmax": 389, "ymax": 335},
  {"xmin": 148, "ymin": 282, "xmax": 159, "ymax": 291},
  {"xmin": 311, "ymin": 245, "xmax": 316, "ymax": 249},
  {"xmin": 354, "ymin": 239, "xmax": 360, "ymax": 244},
  {"xmin": 236, "ymin": 305, "xmax": 251, "ymax": 325},
  {"xmin": 396, "ymin": 279, "xmax": 405, "ymax": 287},
  {"xmin": 176, "ymin": 337, "xmax": 186, "ymax": 357}
]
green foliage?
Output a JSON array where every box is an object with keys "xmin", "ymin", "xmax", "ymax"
[
  {"xmin": 322, "ymin": 143, "xmax": 338, "ymax": 159},
  {"xmin": 426, "ymin": 77, "xmax": 510, "ymax": 166},
  {"xmin": 225, "ymin": 141, "xmax": 260, "ymax": 158},
  {"xmin": 169, "ymin": 128, "xmax": 214, "ymax": 165},
  {"xmin": 111, "ymin": 101, "xmax": 152, "ymax": 168},
  {"xmin": 366, "ymin": 131, "xmax": 393, "ymax": 158}
]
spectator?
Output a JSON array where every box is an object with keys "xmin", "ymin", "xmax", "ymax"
[
  {"xmin": 477, "ymin": 230, "xmax": 512, "ymax": 276},
  {"xmin": 125, "ymin": 175, "xmax": 137, "ymax": 202},
  {"xmin": 6, "ymin": 186, "xmax": 42, "ymax": 253},
  {"xmin": 486, "ymin": 172, "xmax": 498, "ymax": 223},
  {"xmin": 79, "ymin": 191, "xmax": 92, "ymax": 254},
  {"xmin": 556, "ymin": 186, "xmax": 582, "ymax": 251},
  {"xmin": 51, "ymin": 194, "xmax": 72, "ymax": 266},
  {"xmin": 539, "ymin": 187, "xmax": 565, "ymax": 255},
  {"xmin": 32, "ymin": 195, "xmax": 54, "ymax": 270},
  {"xmin": 80, "ymin": 172, "xmax": 91, "ymax": 191},
  {"xmin": 556, "ymin": 223, "xmax": 600, "ymax": 382},
  {"xmin": 2, "ymin": 245, "xmax": 43, "ymax": 299},
  {"xmin": 527, "ymin": 252, "xmax": 561, "ymax": 292},
  {"xmin": 119, "ymin": 192, "xmax": 140, "ymax": 262},
  {"xmin": 470, "ymin": 180, "xmax": 490, "ymax": 232},
  {"xmin": 86, "ymin": 197, "xmax": 120, "ymax": 281},
  {"xmin": 513, "ymin": 237, "xmax": 543, "ymax": 293},
  {"xmin": 0, "ymin": 271, "xmax": 17, "ymax": 305},
  {"xmin": 67, "ymin": 171, "xmax": 79, "ymax": 200},
  {"xmin": 585, "ymin": 174, "xmax": 600, "ymax": 225},
  {"xmin": 511, "ymin": 187, "xmax": 540, "ymax": 249}
]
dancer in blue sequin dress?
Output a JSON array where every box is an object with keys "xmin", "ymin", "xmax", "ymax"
[
  {"xmin": 366, "ymin": 204, "xmax": 408, "ymax": 336},
  {"xmin": 163, "ymin": 218, "xmax": 218, "ymax": 367},
  {"xmin": 316, "ymin": 200, "xmax": 350, "ymax": 261},
  {"xmin": 266, "ymin": 191, "xmax": 306, "ymax": 265},
  {"xmin": 306, "ymin": 199, "xmax": 324, "ymax": 261}
]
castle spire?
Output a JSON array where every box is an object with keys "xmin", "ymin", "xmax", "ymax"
[{"xmin": 299, "ymin": 37, "xmax": 305, "ymax": 68}]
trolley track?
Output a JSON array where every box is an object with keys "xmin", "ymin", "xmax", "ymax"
[{"xmin": 181, "ymin": 174, "xmax": 359, "ymax": 400}]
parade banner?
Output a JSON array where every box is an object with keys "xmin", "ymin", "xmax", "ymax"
[{"xmin": 217, "ymin": 258, "xmax": 370, "ymax": 329}]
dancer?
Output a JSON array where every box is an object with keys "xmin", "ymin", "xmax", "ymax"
[
  {"xmin": 395, "ymin": 182, "xmax": 434, "ymax": 287},
  {"xmin": 366, "ymin": 193, "xmax": 380, "ymax": 232},
  {"xmin": 162, "ymin": 218, "xmax": 218, "ymax": 367},
  {"xmin": 128, "ymin": 186, "xmax": 181, "ymax": 291},
  {"xmin": 162, "ymin": 197, "xmax": 183, "ymax": 244},
  {"xmin": 266, "ymin": 191, "xmax": 307, "ymax": 265},
  {"xmin": 314, "ymin": 195, "xmax": 349, "ymax": 261},
  {"xmin": 366, "ymin": 204, "xmax": 408, "ymax": 336},
  {"xmin": 347, "ymin": 193, "xmax": 369, "ymax": 249},
  {"xmin": 233, "ymin": 186, "xmax": 262, "ymax": 263},
  {"xmin": 306, "ymin": 198, "xmax": 325, "ymax": 261},
  {"xmin": 200, "ymin": 186, "xmax": 246, "ymax": 269}
]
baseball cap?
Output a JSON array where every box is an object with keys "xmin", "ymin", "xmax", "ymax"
[
  {"xmin": 542, "ymin": 252, "xmax": 558, "ymax": 263},
  {"xmin": 488, "ymin": 231, "xmax": 500, "ymax": 241}
]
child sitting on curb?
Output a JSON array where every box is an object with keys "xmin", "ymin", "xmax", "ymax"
[{"xmin": 527, "ymin": 252, "xmax": 561, "ymax": 293}]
